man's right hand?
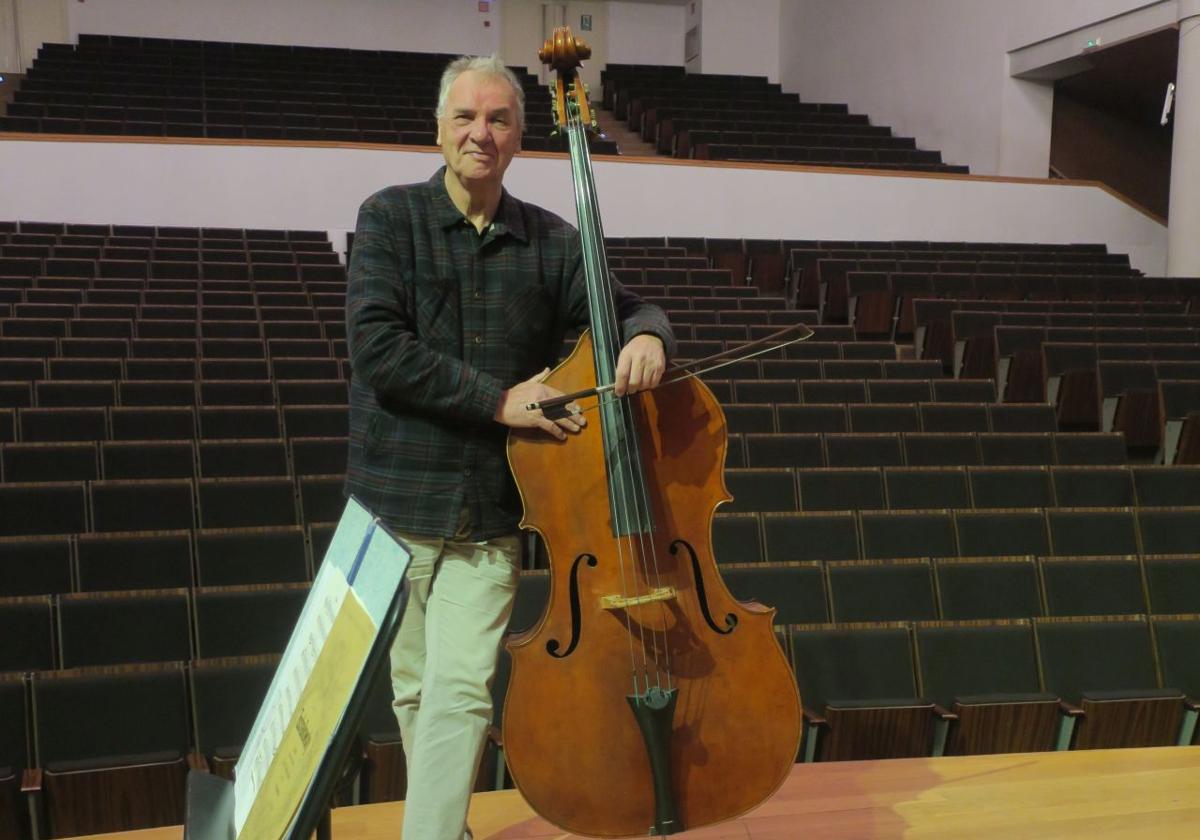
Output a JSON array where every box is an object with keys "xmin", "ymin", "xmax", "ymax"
[{"xmin": 494, "ymin": 367, "xmax": 586, "ymax": 441}]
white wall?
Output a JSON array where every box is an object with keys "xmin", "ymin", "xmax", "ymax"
[
  {"xmin": 8, "ymin": 0, "xmax": 67, "ymax": 70},
  {"xmin": 697, "ymin": 0, "xmax": 779, "ymax": 81},
  {"xmin": 67, "ymin": 0, "xmax": 499, "ymax": 56},
  {"xmin": 609, "ymin": 1, "xmax": 684, "ymax": 66},
  {"xmin": 780, "ymin": 0, "xmax": 1168, "ymax": 178},
  {"xmin": 0, "ymin": 138, "xmax": 1167, "ymax": 274}
]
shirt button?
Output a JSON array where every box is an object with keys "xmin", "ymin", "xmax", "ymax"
[
  {"xmin": 473, "ymin": 335, "xmax": 482, "ymax": 344},
  {"xmin": 474, "ymin": 289, "xmax": 482, "ymax": 299},
  {"xmin": 463, "ymin": 466, "xmax": 472, "ymax": 477}
]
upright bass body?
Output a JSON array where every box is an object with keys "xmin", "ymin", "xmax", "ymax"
[{"xmin": 503, "ymin": 331, "xmax": 803, "ymax": 837}]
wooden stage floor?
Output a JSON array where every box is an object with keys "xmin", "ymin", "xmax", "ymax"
[{"xmin": 76, "ymin": 745, "xmax": 1200, "ymax": 839}]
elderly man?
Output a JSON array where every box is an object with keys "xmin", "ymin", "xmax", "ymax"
[{"xmin": 345, "ymin": 55, "xmax": 675, "ymax": 839}]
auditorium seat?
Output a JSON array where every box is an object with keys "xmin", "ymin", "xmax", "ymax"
[
  {"xmin": 1137, "ymin": 507, "xmax": 1200, "ymax": 555},
  {"xmin": 190, "ymin": 654, "xmax": 279, "ymax": 779},
  {"xmin": 796, "ymin": 468, "xmax": 883, "ymax": 511},
  {"xmin": 0, "ymin": 672, "xmax": 28, "ymax": 840},
  {"xmin": 1050, "ymin": 465, "xmax": 1135, "ymax": 507},
  {"xmin": 193, "ymin": 582, "xmax": 309, "ymax": 658},
  {"xmin": 0, "ymin": 596, "xmax": 54, "ymax": 672},
  {"xmin": 859, "ymin": 510, "xmax": 956, "ymax": 559},
  {"xmin": 0, "ymin": 536, "xmax": 73, "ymax": 596},
  {"xmin": 298, "ymin": 474, "xmax": 348, "ymax": 523},
  {"xmin": 883, "ymin": 467, "xmax": 970, "ymax": 509},
  {"xmin": 723, "ymin": 468, "xmax": 797, "ymax": 513},
  {"xmin": 954, "ymin": 510, "xmax": 1050, "ymax": 557},
  {"xmin": 967, "ymin": 466, "xmax": 1054, "ymax": 508},
  {"xmin": 712, "ymin": 512, "xmax": 763, "ymax": 564},
  {"xmin": 291, "ymin": 437, "xmax": 349, "ymax": 476},
  {"xmin": 27, "ymin": 662, "xmax": 190, "ymax": 837},
  {"xmin": 195, "ymin": 526, "xmax": 309, "ymax": 586},
  {"xmin": 914, "ymin": 620, "xmax": 1058, "ymax": 755},
  {"xmin": 57, "ymin": 588, "xmax": 192, "ymax": 668},
  {"xmin": 790, "ymin": 623, "xmax": 940, "ymax": 761},
  {"xmin": 903, "ymin": 432, "xmax": 981, "ymax": 466},
  {"xmin": 197, "ymin": 438, "xmax": 288, "ymax": 478},
  {"xmin": 721, "ymin": 562, "xmax": 829, "ymax": 624},
  {"xmin": 100, "ymin": 440, "xmax": 196, "ymax": 480},
  {"xmin": 825, "ymin": 433, "xmax": 904, "ymax": 467},
  {"xmin": 1035, "ymin": 616, "xmax": 1185, "ymax": 750},
  {"xmin": 76, "ymin": 530, "xmax": 193, "ymax": 591},
  {"xmin": 91, "ymin": 479, "xmax": 195, "ymax": 532},
  {"xmin": 1142, "ymin": 555, "xmax": 1200, "ymax": 615},
  {"xmin": 0, "ymin": 482, "xmax": 87, "ymax": 537},
  {"xmin": 826, "ymin": 559, "xmax": 936, "ymax": 622},
  {"xmin": 1040, "ymin": 555, "xmax": 1148, "ymax": 617},
  {"xmin": 1149, "ymin": 615, "xmax": 1200, "ymax": 744},
  {"xmin": 1046, "ymin": 508, "xmax": 1138, "ymax": 556},
  {"xmin": 197, "ymin": 477, "xmax": 298, "ymax": 529},
  {"xmin": 762, "ymin": 511, "xmax": 859, "ymax": 563},
  {"xmin": 935, "ymin": 556, "xmax": 1043, "ymax": 620}
]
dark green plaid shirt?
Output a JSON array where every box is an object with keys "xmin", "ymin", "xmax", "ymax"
[{"xmin": 345, "ymin": 167, "xmax": 676, "ymax": 540}]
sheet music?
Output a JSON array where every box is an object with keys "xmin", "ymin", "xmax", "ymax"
[{"xmin": 231, "ymin": 497, "xmax": 408, "ymax": 837}]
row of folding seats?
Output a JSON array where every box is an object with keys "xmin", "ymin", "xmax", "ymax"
[
  {"xmin": 0, "ymin": 357, "xmax": 347, "ymax": 382},
  {"xmin": 0, "ymin": 522, "xmax": 336, "ymax": 597},
  {"xmin": 784, "ymin": 614, "xmax": 1198, "ymax": 761},
  {"xmin": 0, "ymin": 655, "xmax": 285, "ymax": 837},
  {"xmin": 723, "ymin": 463, "xmax": 1200, "ymax": 513},
  {"xmin": 686, "ymin": 129, "xmax": 918, "ymax": 152},
  {"xmin": 0, "ymin": 581, "xmax": 316, "ymax": 671},
  {"xmin": 719, "ymin": 556, "xmax": 1200, "ymax": 624},
  {"xmin": 0, "ymin": 336, "xmax": 346, "ymax": 361},
  {"xmin": 0, "ymin": 253, "xmax": 340, "ymax": 280},
  {"xmin": 0, "ymin": 378, "xmax": 348, "ymax": 409},
  {"xmin": 733, "ymin": 396, "xmax": 1017, "ymax": 431},
  {"xmin": 0, "ymin": 434, "xmax": 345, "ymax": 482},
  {"xmin": 0, "ymin": 302, "xmax": 347, "ymax": 323},
  {"xmin": 709, "ymin": 506, "xmax": 1200, "ymax": 564},
  {"xmin": 0, "ymin": 223, "xmax": 330, "ymax": 242},
  {"xmin": 0, "ymin": 473, "xmax": 344, "ymax": 537},
  {"xmin": 2, "ymin": 312, "xmax": 341, "ymax": 334},
  {"xmin": 695, "ymin": 143, "xmax": 961, "ymax": 172},
  {"xmin": 0, "ymin": 281, "xmax": 346, "ymax": 302},
  {"xmin": 0, "ymin": 237, "xmax": 334, "ymax": 253},
  {"xmin": 707, "ymin": 378, "xmax": 1002, "ymax": 407},
  {"xmin": 0, "ymin": 319, "xmax": 345, "ymax": 344},
  {"xmin": 0, "ymin": 404, "xmax": 345, "ymax": 443}
]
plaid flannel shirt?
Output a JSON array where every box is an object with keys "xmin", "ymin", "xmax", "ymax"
[{"xmin": 344, "ymin": 168, "xmax": 677, "ymax": 540}]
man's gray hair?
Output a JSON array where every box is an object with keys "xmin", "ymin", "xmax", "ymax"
[{"xmin": 435, "ymin": 54, "xmax": 526, "ymax": 130}]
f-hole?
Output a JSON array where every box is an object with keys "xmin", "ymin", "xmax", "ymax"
[
  {"xmin": 546, "ymin": 553, "xmax": 597, "ymax": 658},
  {"xmin": 671, "ymin": 540, "xmax": 736, "ymax": 635}
]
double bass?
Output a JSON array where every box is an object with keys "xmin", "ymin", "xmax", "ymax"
[{"xmin": 502, "ymin": 28, "xmax": 803, "ymax": 838}]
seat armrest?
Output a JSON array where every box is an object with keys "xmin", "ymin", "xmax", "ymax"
[
  {"xmin": 1058, "ymin": 701, "xmax": 1085, "ymax": 718},
  {"xmin": 932, "ymin": 704, "xmax": 958, "ymax": 721},
  {"xmin": 802, "ymin": 708, "xmax": 827, "ymax": 728},
  {"xmin": 20, "ymin": 768, "xmax": 41, "ymax": 794},
  {"xmin": 187, "ymin": 751, "xmax": 210, "ymax": 773},
  {"xmin": 1184, "ymin": 695, "xmax": 1199, "ymax": 712}
]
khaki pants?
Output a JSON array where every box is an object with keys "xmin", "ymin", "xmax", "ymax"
[{"xmin": 390, "ymin": 526, "xmax": 521, "ymax": 840}]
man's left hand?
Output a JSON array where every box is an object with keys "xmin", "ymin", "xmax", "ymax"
[{"xmin": 614, "ymin": 334, "xmax": 666, "ymax": 397}]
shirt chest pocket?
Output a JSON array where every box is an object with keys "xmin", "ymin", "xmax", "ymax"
[
  {"xmin": 504, "ymin": 282, "xmax": 553, "ymax": 348},
  {"xmin": 414, "ymin": 276, "xmax": 461, "ymax": 348}
]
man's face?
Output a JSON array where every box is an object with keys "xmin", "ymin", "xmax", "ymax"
[{"xmin": 438, "ymin": 70, "xmax": 522, "ymax": 190}]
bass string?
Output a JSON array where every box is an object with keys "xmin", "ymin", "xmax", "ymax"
[{"xmin": 567, "ymin": 97, "xmax": 671, "ymax": 696}]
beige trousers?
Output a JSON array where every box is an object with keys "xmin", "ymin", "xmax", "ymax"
[{"xmin": 390, "ymin": 525, "xmax": 521, "ymax": 840}]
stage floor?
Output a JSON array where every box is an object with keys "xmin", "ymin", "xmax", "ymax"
[{"xmin": 75, "ymin": 745, "xmax": 1200, "ymax": 839}]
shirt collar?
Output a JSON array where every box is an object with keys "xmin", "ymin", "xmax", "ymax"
[{"xmin": 430, "ymin": 166, "xmax": 528, "ymax": 243}]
